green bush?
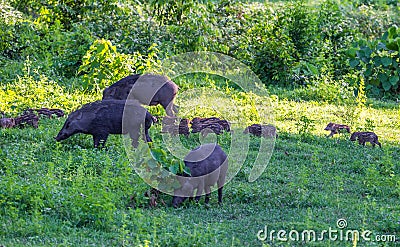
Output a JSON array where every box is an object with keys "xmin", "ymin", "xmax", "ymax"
[
  {"xmin": 78, "ymin": 39, "xmax": 161, "ymax": 93},
  {"xmin": 349, "ymin": 26, "xmax": 400, "ymax": 98}
]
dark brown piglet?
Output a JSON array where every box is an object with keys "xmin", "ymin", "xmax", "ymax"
[{"xmin": 350, "ymin": 131, "xmax": 381, "ymax": 148}]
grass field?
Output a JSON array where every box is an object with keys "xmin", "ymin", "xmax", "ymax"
[{"xmin": 1, "ymin": 74, "xmax": 399, "ymax": 246}]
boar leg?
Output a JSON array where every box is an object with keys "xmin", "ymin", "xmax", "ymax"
[
  {"xmin": 376, "ymin": 141, "xmax": 382, "ymax": 148},
  {"xmin": 173, "ymin": 104, "xmax": 179, "ymax": 115},
  {"xmin": 204, "ymin": 186, "xmax": 211, "ymax": 204},
  {"xmin": 93, "ymin": 134, "xmax": 108, "ymax": 148},
  {"xmin": 129, "ymin": 131, "xmax": 140, "ymax": 148},
  {"xmin": 163, "ymin": 101, "xmax": 176, "ymax": 117},
  {"xmin": 144, "ymin": 128, "xmax": 152, "ymax": 142},
  {"xmin": 194, "ymin": 180, "xmax": 204, "ymax": 203},
  {"xmin": 217, "ymin": 187, "xmax": 223, "ymax": 204}
]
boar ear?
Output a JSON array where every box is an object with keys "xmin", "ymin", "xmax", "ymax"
[{"xmin": 76, "ymin": 112, "xmax": 83, "ymax": 120}]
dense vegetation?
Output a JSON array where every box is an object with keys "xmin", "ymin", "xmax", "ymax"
[{"xmin": 0, "ymin": 0, "xmax": 399, "ymax": 246}]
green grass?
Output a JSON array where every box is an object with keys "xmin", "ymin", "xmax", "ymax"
[{"xmin": 1, "ymin": 79, "xmax": 399, "ymax": 246}]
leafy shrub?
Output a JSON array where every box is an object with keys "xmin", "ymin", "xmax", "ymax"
[
  {"xmin": 78, "ymin": 39, "xmax": 161, "ymax": 93},
  {"xmin": 235, "ymin": 4, "xmax": 296, "ymax": 85},
  {"xmin": 349, "ymin": 26, "xmax": 400, "ymax": 98},
  {"xmin": 313, "ymin": 0, "xmax": 356, "ymax": 80}
]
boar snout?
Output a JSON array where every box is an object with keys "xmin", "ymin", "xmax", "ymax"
[
  {"xmin": 55, "ymin": 132, "xmax": 68, "ymax": 141},
  {"xmin": 172, "ymin": 196, "xmax": 187, "ymax": 208}
]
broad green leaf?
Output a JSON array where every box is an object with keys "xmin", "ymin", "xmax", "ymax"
[
  {"xmin": 169, "ymin": 164, "xmax": 179, "ymax": 174},
  {"xmin": 382, "ymin": 31, "xmax": 389, "ymax": 40},
  {"xmin": 386, "ymin": 37, "xmax": 399, "ymax": 51},
  {"xmin": 356, "ymin": 49, "xmax": 365, "ymax": 58},
  {"xmin": 364, "ymin": 68, "xmax": 372, "ymax": 77},
  {"xmin": 377, "ymin": 42, "xmax": 387, "ymax": 50},
  {"xmin": 389, "ymin": 75, "xmax": 399, "ymax": 86},
  {"xmin": 373, "ymin": 56, "xmax": 381, "ymax": 66},
  {"xmin": 378, "ymin": 72, "xmax": 388, "ymax": 82},
  {"xmin": 306, "ymin": 63, "xmax": 318, "ymax": 75},
  {"xmin": 382, "ymin": 80, "xmax": 392, "ymax": 91},
  {"xmin": 370, "ymin": 78, "xmax": 380, "ymax": 86},
  {"xmin": 349, "ymin": 59, "xmax": 359, "ymax": 68},
  {"xmin": 150, "ymin": 148, "xmax": 167, "ymax": 162},
  {"xmin": 361, "ymin": 46, "xmax": 372, "ymax": 58},
  {"xmin": 183, "ymin": 166, "xmax": 191, "ymax": 176},
  {"xmin": 388, "ymin": 26, "xmax": 397, "ymax": 39},
  {"xmin": 381, "ymin": 57, "xmax": 392, "ymax": 67},
  {"xmin": 346, "ymin": 48, "xmax": 357, "ymax": 58}
]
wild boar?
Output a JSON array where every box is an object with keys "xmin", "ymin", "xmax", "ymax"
[
  {"xmin": 172, "ymin": 143, "xmax": 228, "ymax": 208},
  {"xmin": 324, "ymin": 122, "xmax": 350, "ymax": 137},
  {"xmin": 55, "ymin": 100, "xmax": 155, "ymax": 148},
  {"xmin": 102, "ymin": 74, "xmax": 179, "ymax": 117},
  {"xmin": 191, "ymin": 117, "xmax": 231, "ymax": 132},
  {"xmin": 350, "ymin": 131, "xmax": 381, "ymax": 148},
  {"xmin": 243, "ymin": 124, "xmax": 278, "ymax": 138}
]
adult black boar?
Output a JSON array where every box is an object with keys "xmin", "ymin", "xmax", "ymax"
[
  {"xmin": 55, "ymin": 100, "xmax": 155, "ymax": 148},
  {"xmin": 172, "ymin": 143, "xmax": 228, "ymax": 208},
  {"xmin": 102, "ymin": 74, "xmax": 179, "ymax": 117}
]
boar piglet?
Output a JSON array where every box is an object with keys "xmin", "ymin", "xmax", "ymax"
[
  {"xmin": 172, "ymin": 143, "xmax": 228, "ymax": 208},
  {"xmin": 350, "ymin": 131, "xmax": 381, "ymax": 148},
  {"xmin": 0, "ymin": 117, "xmax": 15, "ymax": 128},
  {"xmin": 324, "ymin": 122, "xmax": 350, "ymax": 137},
  {"xmin": 102, "ymin": 74, "xmax": 179, "ymax": 117},
  {"xmin": 55, "ymin": 100, "xmax": 155, "ymax": 148},
  {"xmin": 243, "ymin": 124, "xmax": 278, "ymax": 138}
]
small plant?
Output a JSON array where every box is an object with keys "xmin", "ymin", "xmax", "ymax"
[
  {"xmin": 356, "ymin": 76, "xmax": 367, "ymax": 108},
  {"xmin": 364, "ymin": 118, "xmax": 375, "ymax": 131},
  {"xmin": 297, "ymin": 115, "xmax": 316, "ymax": 136},
  {"xmin": 150, "ymin": 147, "xmax": 190, "ymax": 176}
]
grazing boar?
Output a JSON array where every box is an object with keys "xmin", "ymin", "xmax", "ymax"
[
  {"xmin": 172, "ymin": 143, "xmax": 228, "ymax": 208},
  {"xmin": 55, "ymin": 100, "xmax": 155, "ymax": 148},
  {"xmin": 350, "ymin": 131, "xmax": 382, "ymax": 148},
  {"xmin": 243, "ymin": 124, "xmax": 278, "ymax": 138},
  {"xmin": 102, "ymin": 74, "xmax": 179, "ymax": 117},
  {"xmin": 324, "ymin": 122, "xmax": 350, "ymax": 137}
]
